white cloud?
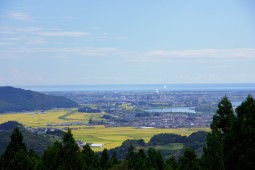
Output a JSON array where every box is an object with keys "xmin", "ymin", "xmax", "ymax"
[
  {"xmin": 1, "ymin": 47, "xmax": 255, "ymax": 62},
  {"xmin": 0, "ymin": 47, "xmax": 120, "ymax": 60},
  {"xmin": 36, "ymin": 31, "xmax": 89, "ymax": 37},
  {"xmin": 7, "ymin": 12, "xmax": 33, "ymax": 21},
  {"xmin": 26, "ymin": 47, "xmax": 119, "ymax": 57},
  {"xmin": 15, "ymin": 27, "xmax": 44, "ymax": 32},
  {"xmin": 24, "ymin": 38, "xmax": 46, "ymax": 45},
  {"xmin": 0, "ymin": 36, "xmax": 46, "ymax": 46},
  {"xmin": 143, "ymin": 48, "xmax": 255, "ymax": 60},
  {"xmin": 0, "ymin": 26, "xmax": 89, "ymax": 38}
]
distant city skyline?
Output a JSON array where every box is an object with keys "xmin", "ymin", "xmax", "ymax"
[{"xmin": 0, "ymin": 0, "xmax": 255, "ymax": 85}]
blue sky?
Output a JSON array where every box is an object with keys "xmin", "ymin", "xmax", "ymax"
[{"xmin": 0, "ymin": 0, "xmax": 255, "ymax": 85}]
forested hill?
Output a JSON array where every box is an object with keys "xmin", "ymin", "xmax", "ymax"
[
  {"xmin": 0, "ymin": 121, "xmax": 56, "ymax": 155},
  {"xmin": 0, "ymin": 86, "xmax": 78, "ymax": 113}
]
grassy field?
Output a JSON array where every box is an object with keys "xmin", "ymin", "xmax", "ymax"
[
  {"xmin": 0, "ymin": 109, "xmax": 102, "ymax": 127},
  {"xmin": 71, "ymin": 126, "xmax": 209, "ymax": 151},
  {"xmin": 154, "ymin": 143, "xmax": 184, "ymax": 150},
  {"xmin": 0, "ymin": 109, "xmax": 209, "ymax": 151}
]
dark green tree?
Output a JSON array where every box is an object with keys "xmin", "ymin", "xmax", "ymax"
[
  {"xmin": 109, "ymin": 160, "xmax": 129, "ymax": 170},
  {"xmin": 201, "ymin": 96, "xmax": 235, "ymax": 170},
  {"xmin": 133, "ymin": 149, "xmax": 147, "ymax": 170},
  {"xmin": 109, "ymin": 151, "xmax": 119, "ymax": 167},
  {"xmin": 177, "ymin": 148, "xmax": 198, "ymax": 170},
  {"xmin": 211, "ymin": 96, "xmax": 235, "ymax": 135},
  {"xmin": 80, "ymin": 144, "xmax": 100, "ymax": 170},
  {"xmin": 147, "ymin": 148, "xmax": 164, "ymax": 170},
  {"xmin": 147, "ymin": 148, "xmax": 157, "ymax": 169},
  {"xmin": 201, "ymin": 131, "xmax": 224, "ymax": 170},
  {"xmin": 27, "ymin": 149, "xmax": 40, "ymax": 170},
  {"xmin": 165, "ymin": 156, "xmax": 177, "ymax": 170},
  {"xmin": 40, "ymin": 141, "xmax": 63, "ymax": 170},
  {"xmin": 0, "ymin": 127, "xmax": 30, "ymax": 170},
  {"xmin": 126, "ymin": 145, "xmax": 135, "ymax": 169},
  {"xmin": 60, "ymin": 129, "xmax": 81, "ymax": 170},
  {"xmin": 224, "ymin": 95, "xmax": 255, "ymax": 170},
  {"xmin": 40, "ymin": 129, "xmax": 81, "ymax": 170},
  {"xmin": 6, "ymin": 149, "xmax": 30, "ymax": 170},
  {"xmin": 155, "ymin": 150, "xmax": 164, "ymax": 170},
  {"xmin": 100, "ymin": 148, "xmax": 109, "ymax": 170}
]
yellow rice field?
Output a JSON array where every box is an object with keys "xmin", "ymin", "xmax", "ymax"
[
  {"xmin": 72, "ymin": 126, "xmax": 209, "ymax": 150},
  {"xmin": 0, "ymin": 109, "xmax": 209, "ymax": 151}
]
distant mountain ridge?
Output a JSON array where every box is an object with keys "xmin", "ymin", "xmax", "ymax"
[{"xmin": 0, "ymin": 86, "xmax": 78, "ymax": 113}]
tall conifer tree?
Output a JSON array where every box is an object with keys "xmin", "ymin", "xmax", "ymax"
[
  {"xmin": 0, "ymin": 127, "xmax": 30, "ymax": 170},
  {"xmin": 201, "ymin": 96, "xmax": 235, "ymax": 170}
]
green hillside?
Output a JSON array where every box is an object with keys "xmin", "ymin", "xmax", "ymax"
[
  {"xmin": 0, "ymin": 86, "xmax": 78, "ymax": 113},
  {"xmin": 0, "ymin": 121, "xmax": 57, "ymax": 155}
]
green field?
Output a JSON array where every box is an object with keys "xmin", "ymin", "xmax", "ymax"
[
  {"xmin": 154, "ymin": 143, "xmax": 184, "ymax": 151},
  {"xmin": 0, "ymin": 109, "xmax": 209, "ymax": 151}
]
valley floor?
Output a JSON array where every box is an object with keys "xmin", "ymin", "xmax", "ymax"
[{"xmin": 0, "ymin": 109, "xmax": 209, "ymax": 150}]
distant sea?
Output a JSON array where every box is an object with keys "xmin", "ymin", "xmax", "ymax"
[{"xmin": 17, "ymin": 83, "xmax": 255, "ymax": 92}]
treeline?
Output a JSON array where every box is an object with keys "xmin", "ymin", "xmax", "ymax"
[
  {"xmin": 149, "ymin": 131, "xmax": 207, "ymax": 147},
  {"xmin": 78, "ymin": 106, "xmax": 101, "ymax": 113},
  {"xmin": 1, "ymin": 95, "xmax": 255, "ymax": 170},
  {"xmin": 107, "ymin": 131, "xmax": 207, "ymax": 160}
]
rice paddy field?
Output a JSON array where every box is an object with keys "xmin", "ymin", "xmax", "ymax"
[{"xmin": 0, "ymin": 109, "xmax": 209, "ymax": 151}]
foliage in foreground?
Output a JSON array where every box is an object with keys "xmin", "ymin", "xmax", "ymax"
[{"xmin": 0, "ymin": 95, "xmax": 255, "ymax": 170}]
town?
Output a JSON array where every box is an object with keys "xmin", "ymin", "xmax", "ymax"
[{"xmin": 44, "ymin": 89, "xmax": 255, "ymax": 128}]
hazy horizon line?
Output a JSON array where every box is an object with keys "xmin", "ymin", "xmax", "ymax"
[
  {"xmin": 8, "ymin": 82, "xmax": 255, "ymax": 87},
  {"xmin": 0, "ymin": 82, "xmax": 255, "ymax": 88}
]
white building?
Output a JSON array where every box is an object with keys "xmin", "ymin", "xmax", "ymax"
[{"xmin": 91, "ymin": 143, "xmax": 104, "ymax": 147}]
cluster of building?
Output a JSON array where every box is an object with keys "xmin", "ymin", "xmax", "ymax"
[
  {"xmin": 46, "ymin": 90, "xmax": 255, "ymax": 129},
  {"xmin": 104, "ymin": 113, "xmax": 212, "ymax": 128}
]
